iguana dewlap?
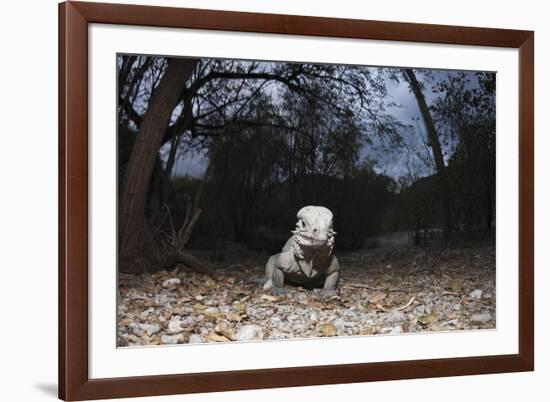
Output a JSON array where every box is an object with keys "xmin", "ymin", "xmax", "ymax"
[{"xmin": 263, "ymin": 206, "xmax": 340, "ymax": 296}]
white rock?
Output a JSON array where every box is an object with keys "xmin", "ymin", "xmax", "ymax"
[
  {"xmin": 140, "ymin": 323, "xmax": 161, "ymax": 336},
  {"xmin": 162, "ymin": 278, "xmax": 181, "ymax": 288},
  {"xmin": 155, "ymin": 294, "xmax": 172, "ymax": 305},
  {"xmin": 139, "ymin": 307, "xmax": 156, "ymax": 320},
  {"xmin": 469, "ymin": 289, "xmax": 483, "ymax": 299},
  {"xmin": 471, "ymin": 313, "xmax": 492, "ymax": 324},
  {"xmin": 384, "ymin": 310, "xmax": 406, "ymax": 324},
  {"xmin": 167, "ymin": 320, "xmax": 184, "ymax": 334},
  {"xmin": 234, "ymin": 325, "xmax": 264, "ymax": 341},
  {"xmin": 390, "ymin": 325, "xmax": 403, "ymax": 334},
  {"xmin": 161, "ymin": 334, "xmax": 184, "ymax": 344},
  {"xmin": 203, "ymin": 307, "xmax": 220, "ymax": 317},
  {"xmin": 129, "ymin": 323, "xmax": 143, "ymax": 336},
  {"xmin": 188, "ymin": 334, "xmax": 204, "ymax": 344}
]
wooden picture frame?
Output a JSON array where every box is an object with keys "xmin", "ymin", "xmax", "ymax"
[{"xmin": 59, "ymin": 1, "xmax": 534, "ymax": 400}]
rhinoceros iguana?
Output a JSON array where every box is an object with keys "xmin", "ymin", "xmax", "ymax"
[{"xmin": 262, "ymin": 206, "xmax": 340, "ymax": 297}]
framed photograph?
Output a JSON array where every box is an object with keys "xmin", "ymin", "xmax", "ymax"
[{"xmin": 59, "ymin": 1, "xmax": 534, "ymax": 400}]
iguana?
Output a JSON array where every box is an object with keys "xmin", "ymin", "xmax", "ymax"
[{"xmin": 262, "ymin": 206, "xmax": 340, "ymax": 297}]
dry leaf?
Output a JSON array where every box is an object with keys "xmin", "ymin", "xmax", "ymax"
[
  {"xmin": 368, "ymin": 291, "xmax": 387, "ymax": 304},
  {"xmin": 206, "ymin": 332, "xmax": 231, "ymax": 342},
  {"xmin": 319, "ymin": 323, "xmax": 337, "ymax": 337},
  {"xmin": 261, "ymin": 294, "xmax": 280, "ymax": 302},
  {"xmin": 419, "ymin": 313, "xmax": 438, "ymax": 326}
]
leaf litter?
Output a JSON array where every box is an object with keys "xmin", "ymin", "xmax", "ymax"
[{"xmin": 117, "ymin": 244, "xmax": 495, "ymax": 346}]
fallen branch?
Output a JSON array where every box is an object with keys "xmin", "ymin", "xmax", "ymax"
[
  {"xmin": 441, "ymin": 291, "xmax": 461, "ymax": 296},
  {"xmin": 341, "ymin": 282, "xmax": 387, "ymax": 291},
  {"xmin": 396, "ymin": 296, "xmax": 416, "ymax": 311},
  {"xmin": 375, "ymin": 296, "xmax": 416, "ymax": 313}
]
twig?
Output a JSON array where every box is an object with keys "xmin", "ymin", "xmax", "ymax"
[
  {"xmin": 375, "ymin": 296, "xmax": 416, "ymax": 313},
  {"xmin": 396, "ymin": 296, "xmax": 416, "ymax": 311},
  {"xmin": 341, "ymin": 282, "xmax": 387, "ymax": 291}
]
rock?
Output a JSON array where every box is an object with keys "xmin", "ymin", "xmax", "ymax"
[
  {"xmin": 470, "ymin": 313, "xmax": 492, "ymax": 324},
  {"xmin": 162, "ymin": 278, "xmax": 181, "ymax": 289},
  {"xmin": 234, "ymin": 325, "xmax": 265, "ymax": 341},
  {"xmin": 414, "ymin": 305, "xmax": 426, "ymax": 315},
  {"xmin": 203, "ymin": 307, "xmax": 221, "ymax": 318},
  {"xmin": 140, "ymin": 323, "xmax": 161, "ymax": 336},
  {"xmin": 384, "ymin": 310, "xmax": 406, "ymax": 324},
  {"xmin": 167, "ymin": 320, "xmax": 184, "ymax": 334},
  {"xmin": 469, "ymin": 289, "xmax": 483, "ymax": 299},
  {"xmin": 390, "ymin": 325, "xmax": 403, "ymax": 334},
  {"xmin": 154, "ymin": 294, "xmax": 172, "ymax": 306},
  {"xmin": 161, "ymin": 334, "xmax": 183, "ymax": 344},
  {"xmin": 139, "ymin": 307, "xmax": 156, "ymax": 320},
  {"xmin": 319, "ymin": 323, "xmax": 337, "ymax": 337},
  {"xmin": 188, "ymin": 334, "xmax": 204, "ymax": 344},
  {"xmin": 129, "ymin": 323, "xmax": 143, "ymax": 337}
]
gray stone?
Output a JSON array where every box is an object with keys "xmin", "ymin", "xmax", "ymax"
[
  {"xmin": 234, "ymin": 324, "xmax": 264, "ymax": 341},
  {"xmin": 140, "ymin": 323, "xmax": 161, "ymax": 336},
  {"xmin": 469, "ymin": 289, "xmax": 483, "ymax": 299},
  {"xmin": 161, "ymin": 334, "xmax": 184, "ymax": 344},
  {"xmin": 162, "ymin": 278, "xmax": 181, "ymax": 288},
  {"xmin": 188, "ymin": 334, "xmax": 204, "ymax": 344},
  {"xmin": 471, "ymin": 313, "xmax": 492, "ymax": 324}
]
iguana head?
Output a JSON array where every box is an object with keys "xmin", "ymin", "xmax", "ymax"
[{"xmin": 292, "ymin": 206, "xmax": 336, "ymax": 250}]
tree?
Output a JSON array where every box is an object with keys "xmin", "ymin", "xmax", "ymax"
[
  {"xmin": 403, "ymin": 68, "xmax": 454, "ymax": 240},
  {"xmin": 119, "ymin": 58, "xmax": 198, "ymax": 273},
  {"xmin": 117, "ymin": 57, "xmax": 405, "ymax": 272},
  {"xmin": 430, "ymin": 72, "xmax": 496, "ymax": 233}
]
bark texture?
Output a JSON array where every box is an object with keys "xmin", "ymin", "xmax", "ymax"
[{"xmin": 119, "ymin": 58, "xmax": 198, "ymax": 272}]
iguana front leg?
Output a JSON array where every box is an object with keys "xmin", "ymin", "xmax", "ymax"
[
  {"xmin": 263, "ymin": 251, "xmax": 292, "ymax": 296},
  {"xmin": 317, "ymin": 255, "xmax": 340, "ymax": 298}
]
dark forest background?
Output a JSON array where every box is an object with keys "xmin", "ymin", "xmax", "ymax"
[{"xmin": 117, "ymin": 56, "xmax": 495, "ymax": 274}]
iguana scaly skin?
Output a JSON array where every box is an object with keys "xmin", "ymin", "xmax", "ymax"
[{"xmin": 263, "ymin": 206, "xmax": 340, "ymax": 297}]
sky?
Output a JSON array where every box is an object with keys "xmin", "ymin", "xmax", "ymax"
[{"xmin": 163, "ymin": 64, "xmax": 485, "ymax": 181}]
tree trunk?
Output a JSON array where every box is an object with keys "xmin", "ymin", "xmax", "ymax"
[
  {"xmin": 404, "ymin": 69, "xmax": 454, "ymax": 240},
  {"xmin": 119, "ymin": 58, "xmax": 198, "ymax": 272}
]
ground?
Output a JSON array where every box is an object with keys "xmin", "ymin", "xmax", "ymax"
[{"xmin": 117, "ymin": 235, "xmax": 495, "ymax": 346}]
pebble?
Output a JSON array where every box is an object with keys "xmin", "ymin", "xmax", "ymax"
[
  {"xmin": 470, "ymin": 313, "xmax": 492, "ymax": 324},
  {"xmin": 384, "ymin": 310, "xmax": 406, "ymax": 324},
  {"xmin": 140, "ymin": 323, "xmax": 161, "ymax": 336},
  {"xmin": 167, "ymin": 320, "xmax": 184, "ymax": 334},
  {"xmin": 203, "ymin": 307, "xmax": 220, "ymax": 318},
  {"xmin": 469, "ymin": 289, "xmax": 483, "ymax": 299},
  {"xmin": 234, "ymin": 325, "xmax": 264, "ymax": 341},
  {"xmin": 390, "ymin": 325, "xmax": 403, "ymax": 334},
  {"xmin": 188, "ymin": 334, "xmax": 204, "ymax": 343},
  {"xmin": 162, "ymin": 278, "xmax": 181, "ymax": 289},
  {"xmin": 161, "ymin": 334, "xmax": 184, "ymax": 344}
]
